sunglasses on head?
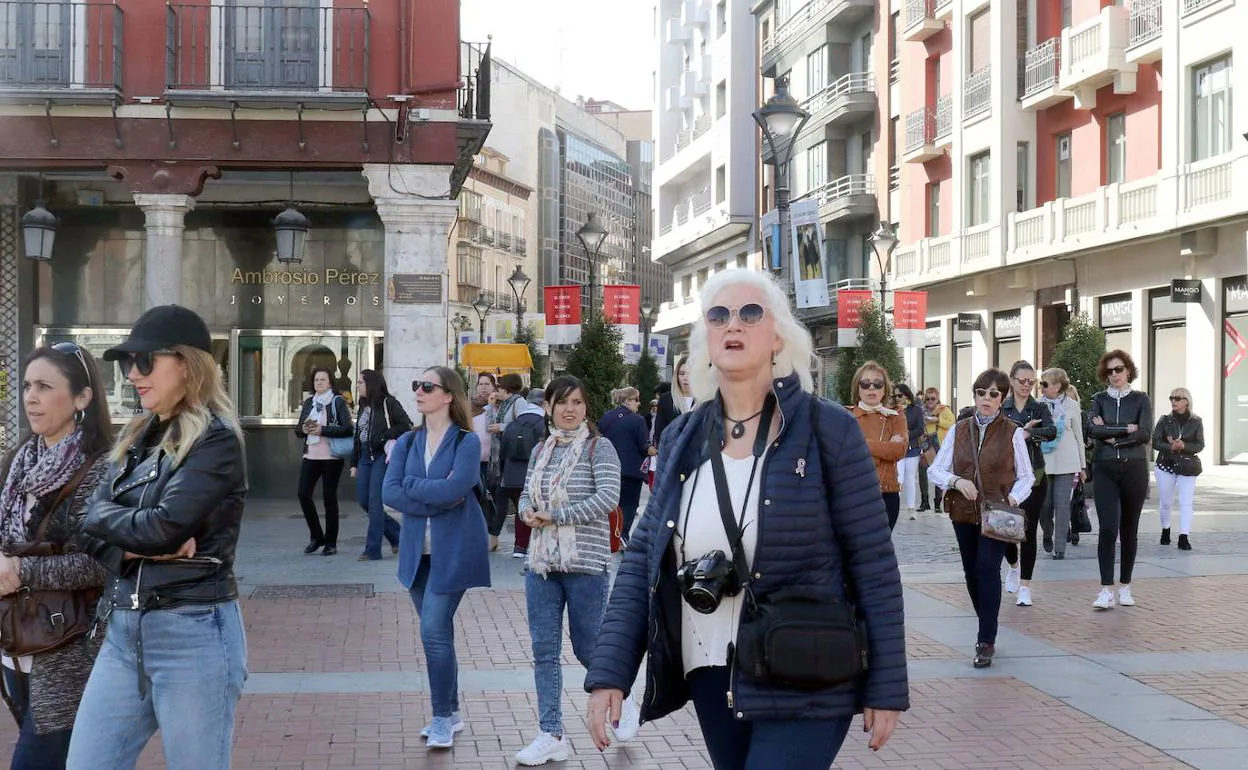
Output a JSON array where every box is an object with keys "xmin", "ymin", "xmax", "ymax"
[
  {"xmin": 858, "ymin": 379, "xmax": 885, "ymax": 391},
  {"xmin": 116, "ymin": 349, "xmax": 176, "ymax": 378},
  {"xmin": 1107, "ymin": 365, "xmax": 1127, "ymax": 375},
  {"xmin": 413, "ymin": 380, "xmax": 449, "ymax": 394},
  {"xmin": 1169, "ymin": 395, "xmax": 1187, "ymax": 402},
  {"xmin": 975, "ymin": 388, "xmax": 1003, "ymax": 399},
  {"xmin": 52, "ymin": 342, "xmax": 91, "ymax": 387},
  {"xmin": 705, "ymin": 303, "xmax": 766, "ymax": 328}
]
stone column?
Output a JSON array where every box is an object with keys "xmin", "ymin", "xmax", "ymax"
[
  {"xmin": 362, "ymin": 163, "xmax": 459, "ymax": 417},
  {"xmin": 134, "ymin": 193, "xmax": 194, "ymax": 310}
]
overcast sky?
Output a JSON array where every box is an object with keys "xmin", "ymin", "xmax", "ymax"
[{"xmin": 461, "ymin": 0, "xmax": 655, "ymax": 111}]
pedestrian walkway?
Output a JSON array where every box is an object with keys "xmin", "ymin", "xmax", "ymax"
[{"xmin": 4, "ymin": 488, "xmax": 1247, "ymax": 768}]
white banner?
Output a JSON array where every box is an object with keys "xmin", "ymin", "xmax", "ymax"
[
  {"xmin": 648, "ymin": 333, "xmax": 669, "ymax": 366},
  {"xmin": 789, "ymin": 199, "xmax": 831, "ymax": 309}
]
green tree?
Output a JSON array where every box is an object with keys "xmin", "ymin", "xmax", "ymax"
[
  {"xmin": 566, "ymin": 315, "xmax": 626, "ymax": 418},
  {"xmin": 632, "ymin": 349, "xmax": 661, "ymax": 407},
  {"xmin": 1049, "ymin": 312, "xmax": 1106, "ymax": 404},
  {"xmin": 834, "ymin": 300, "xmax": 907, "ymax": 404},
  {"xmin": 514, "ymin": 323, "xmax": 547, "ymax": 389}
]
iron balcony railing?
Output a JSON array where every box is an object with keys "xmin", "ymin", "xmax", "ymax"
[
  {"xmin": 460, "ymin": 39, "xmax": 490, "ymax": 121},
  {"xmin": 934, "ymin": 93, "xmax": 952, "ymax": 139},
  {"xmin": 801, "ymin": 71, "xmax": 875, "ymax": 114},
  {"xmin": 1182, "ymin": 0, "xmax": 1217, "ymax": 14},
  {"xmin": 165, "ymin": 3, "xmax": 369, "ymax": 92},
  {"xmin": 1130, "ymin": 0, "xmax": 1162, "ymax": 47},
  {"xmin": 514, "ymin": 236, "xmax": 527, "ymax": 255},
  {"xmin": 796, "ymin": 173, "xmax": 876, "ymax": 208},
  {"xmin": 905, "ymin": 0, "xmax": 934, "ymax": 30},
  {"xmin": 1020, "ymin": 38, "xmax": 1060, "ymax": 99},
  {"xmin": 498, "ymin": 232, "xmax": 512, "ymax": 251},
  {"xmin": 904, "ymin": 106, "xmax": 934, "ymax": 154},
  {"xmin": 0, "ymin": 0, "xmax": 123, "ymax": 93},
  {"xmin": 963, "ymin": 66, "xmax": 991, "ymax": 118},
  {"xmin": 765, "ymin": 0, "xmax": 834, "ymax": 54}
]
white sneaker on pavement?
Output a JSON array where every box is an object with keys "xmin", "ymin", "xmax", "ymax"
[
  {"xmin": 1118, "ymin": 585, "xmax": 1135, "ymax": 606},
  {"xmin": 1016, "ymin": 586, "xmax": 1032, "ymax": 606},
  {"xmin": 612, "ymin": 695, "xmax": 640, "ymax": 743},
  {"xmin": 419, "ymin": 711, "xmax": 463, "ymax": 738},
  {"xmin": 515, "ymin": 732, "xmax": 570, "ymax": 766},
  {"xmin": 1093, "ymin": 587, "xmax": 1115, "ymax": 610},
  {"xmin": 1004, "ymin": 565, "xmax": 1022, "ymax": 594}
]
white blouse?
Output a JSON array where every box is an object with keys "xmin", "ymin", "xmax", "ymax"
[
  {"xmin": 675, "ymin": 451, "xmax": 765, "ymax": 674},
  {"xmin": 927, "ymin": 420, "xmax": 1036, "ymax": 504}
]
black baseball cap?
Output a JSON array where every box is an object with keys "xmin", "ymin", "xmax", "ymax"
[{"xmin": 103, "ymin": 305, "xmax": 212, "ymax": 361}]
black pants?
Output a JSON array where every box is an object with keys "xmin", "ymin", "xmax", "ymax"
[
  {"xmin": 491, "ymin": 485, "xmax": 521, "ymax": 537},
  {"xmin": 298, "ymin": 458, "xmax": 344, "ymax": 547},
  {"xmin": 1004, "ymin": 485, "xmax": 1046, "ymax": 580},
  {"xmin": 619, "ymin": 476, "xmax": 645, "ymax": 539},
  {"xmin": 882, "ymin": 491, "xmax": 900, "ymax": 530},
  {"xmin": 1094, "ymin": 459, "xmax": 1149, "ymax": 585},
  {"xmin": 918, "ymin": 463, "xmax": 931, "ymax": 507}
]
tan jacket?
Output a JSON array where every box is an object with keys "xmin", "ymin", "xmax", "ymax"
[{"xmin": 851, "ymin": 406, "xmax": 908, "ymax": 493}]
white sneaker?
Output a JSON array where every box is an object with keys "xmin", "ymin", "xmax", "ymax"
[
  {"xmin": 1016, "ymin": 586, "xmax": 1033, "ymax": 606},
  {"xmin": 1004, "ymin": 566, "xmax": 1022, "ymax": 594},
  {"xmin": 1093, "ymin": 587, "xmax": 1115, "ymax": 610},
  {"xmin": 1118, "ymin": 585, "xmax": 1135, "ymax": 606},
  {"xmin": 612, "ymin": 695, "xmax": 640, "ymax": 743},
  {"xmin": 515, "ymin": 732, "xmax": 569, "ymax": 766}
]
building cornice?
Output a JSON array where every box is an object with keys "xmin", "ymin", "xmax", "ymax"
[{"xmin": 468, "ymin": 165, "xmax": 532, "ymax": 200}]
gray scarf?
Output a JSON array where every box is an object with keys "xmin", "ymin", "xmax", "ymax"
[{"xmin": 0, "ymin": 429, "xmax": 86, "ymax": 547}]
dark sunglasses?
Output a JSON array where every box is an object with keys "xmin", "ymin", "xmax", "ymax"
[
  {"xmin": 924, "ymin": 396, "xmax": 938, "ymax": 402},
  {"xmin": 1107, "ymin": 365, "xmax": 1127, "ymax": 375},
  {"xmin": 1039, "ymin": 381, "xmax": 1050, "ymax": 388},
  {"xmin": 413, "ymin": 380, "xmax": 450, "ymax": 394},
  {"xmin": 116, "ymin": 349, "xmax": 176, "ymax": 378},
  {"xmin": 858, "ymin": 379, "xmax": 886, "ymax": 391},
  {"xmin": 1169, "ymin": 395, "xmax": 1187, "ymax": 402},
  {"xmin": 975, "ymin": 388, "xmax": 1003, "ymax": 399},
  {"xmin": 705, "ymin": 303, "xmax": 766, "ymax": 328},
  {"xmin": 51, "ymin": 342, "xmax": 91, "ymax": 387},
  {"xmin": 1014, "ymin": 378, "xmax": 1035, "ymax": 386}
]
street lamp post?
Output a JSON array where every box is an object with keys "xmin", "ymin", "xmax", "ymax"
[
  {"xmin": 753, "ymin": 75, "xmax": 810, "ymax": 290},
  {"xmin": 450, "ymin": 312, "xmax": 470, "ymax": 364},
  {"xmin": 472, "ymin": 291, "xmax": 493, "ymax": 341},
  {"xmin": 640, "ymin": 296, "xmax": 656, "ymax": 353},
  {"xmin": 507, "ymin": 264, "xmax": 531, "ymax": 337},
  {"xmin": 576, "ymin": 212, "xmax": 608, "ymax": 321},
  {"xmin": 867, "ymin": 221, "xmax": 899, "ymax": 310}
]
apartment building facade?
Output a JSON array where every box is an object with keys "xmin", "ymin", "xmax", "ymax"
[{"xmin": 894, "ymin": 0, "xmax": 1248, "ymax": 465}]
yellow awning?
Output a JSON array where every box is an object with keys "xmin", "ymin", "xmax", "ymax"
[{"xmin": 460, "ymin": 343, "xmax": 533, "ymax": 375}]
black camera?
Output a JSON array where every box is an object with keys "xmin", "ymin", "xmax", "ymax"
[{"xmin": 677, "ymin": 550, "xmax": 741, "ymax": 614}]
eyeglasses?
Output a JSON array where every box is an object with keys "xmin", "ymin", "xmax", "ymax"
[
  {"xmin": 1039, "ymin": 381, "xmax": 1050, "ymax": 388},
  {"xmin": 116, "ymin": 349, "xmax": 176, "ymax": 378},
  {"xmin": 974, "ymin": 388, "xmax": 1003, "ymax": 399},
  {"xmin": 413, "ymin": 380, "xmax": 450, "ymax": 394},
  {"xmin": 858, "ymin": 379, "xmax": 885, "ymax": 391},
  {"xmin": 1169, "ymin": 395, "xmax": 1188, "ymax": 402},
  {"xmin": 705, "ymin": 303, "xmax": 767, "ymax": 328},
  {"xmin": 51, "ymin": 342, "xmax": 91, "ymax": 387},
  {"xmin": 924, "ymin": 396, "xmax": 938, "ymax": 402},
  {"xmin": 1107, "ymin": 365, "xmax": 1127, "ymax": 375},
  {"xmin": 1014, "ymin": 378, "xmax": 1035, "ymax": 386}
]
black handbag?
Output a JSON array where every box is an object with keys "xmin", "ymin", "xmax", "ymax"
[{"xmin": 730, "ymin": 398, "xmax": 868, "ymax": 691}]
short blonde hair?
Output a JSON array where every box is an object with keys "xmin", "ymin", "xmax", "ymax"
[
  {"xmin": 612, "ymin": 386, "xmax": 639, "ymax": 405},
  {"xmin": 1041, "ymin": 367, "xmax": 1070, "ymax": 392},
  {"xmin": 850, "ymin": 361, "xmax": 894, "ymax": 404},
  {"xmin": 1170, "ymin": 386, "xmax": 1194, "ymax": 412}
]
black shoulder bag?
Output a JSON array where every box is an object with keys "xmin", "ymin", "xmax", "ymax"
[{"xmin": 731, "ymin": 397, "xmax": 869, "ymax": 692}]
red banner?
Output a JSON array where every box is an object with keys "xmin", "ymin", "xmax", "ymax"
[
  {"xmin": 893, "ymin": 291, "xmax": 928, "ymax": 348},
  {"xmin": 544, "ymin": 285, "xmax": 582, "ymax": 345},
  {"xmin": 603, "ymin": 285, "xmax": 641, "ymax": 325},
  {"xmin": 836, "ymin": 289, "xmax": 873, "ymax": 347}
]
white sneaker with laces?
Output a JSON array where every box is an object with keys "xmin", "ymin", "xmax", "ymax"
[
  {"xmin": 1016, "ymin": 586, "xmax": 1032, "ymax": 606},
  {"xmin": 1093, "ymin": 587, "xmax": 1115, "ymax": 610},
  {"xmin": 1118, "ymin": 585, "xmax": 1135, "ymax": 606},
  {"xmin": 613, "ymin": 695, "xmax": 640, "ymax": 743},
  {"xmin": 1004, "ymin": 566, "xmax": 1022, "ymax": 594},
  {"xmin": 515, "ymin": 732, "xmax": 569, "ymax": 766}
]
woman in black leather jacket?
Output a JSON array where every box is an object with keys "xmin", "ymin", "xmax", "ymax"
[
  {"xmin": 1086, "ymin": 349, "xmax": 1153, "ymax": 610},
  {"xmin": 295, "ymin": 367, "xmax": 353, "ymax": 556},
  {"xmin": 1000, "ymin": 361, "xmax": 1055, "ymax": 607},
  {"xmin": 350, "ymin": 369, "xmax": 412, "ymax": 561},
  {"xmin": 1152, "ymin": 387, "xmax": 1203, "ymax": 551},
  {"xmin": 68, "ymin": 305, "xmax": 248, "ymax": 769}
]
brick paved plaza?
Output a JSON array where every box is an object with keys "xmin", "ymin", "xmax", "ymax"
[{"xmin": 6, "ymin": 474, "xmax": 1248, "ymax": 769}]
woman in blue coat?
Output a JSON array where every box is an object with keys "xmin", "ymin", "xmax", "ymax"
[
  {"xmin": 382, "ymin": 366, "xmax": 490, "ymax": 751},
  {"xmin": 584, "ymin": 270, "xmax": 908, "ymax": 769},
  {"xmin": 598, "ymin": 386, "xmax": 650, "ymax": 542}
]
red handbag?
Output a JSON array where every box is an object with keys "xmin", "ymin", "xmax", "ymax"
[{"xmin": 609, "ymin": 506, "xmax": 624, "ymax": 553}]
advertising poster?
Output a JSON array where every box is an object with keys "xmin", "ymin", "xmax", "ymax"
[
  {"xmin": 893, "ymin": 291, "xmax": 929, "ymax": 348},
  {"xmin": 544, "ymin": 285, "xmax": 582, "ymax": 345},
  {"xmin": 789, "ymin": 199, "xmax": 830, "ymax": 308},
  {"xmin": 836, "ymin": 289, "xmax": 873, "ymax": 347},
  {"xmin": 761, "ymin": 209, "xmax": 782, "ymax": 271}
]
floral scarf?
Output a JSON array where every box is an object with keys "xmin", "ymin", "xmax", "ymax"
[
  {"xmin": 527, "ymin": 422, "xmax": 591, "ymax": 576},
  {"xmin": 0, "ymin": 428, "xmax": 86, "ymax": 547}
]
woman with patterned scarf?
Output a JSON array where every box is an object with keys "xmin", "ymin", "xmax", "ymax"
[
  {"xmin": 0, "ymin": 344, "xmax": 113, "ymax": 768},
  {"xmin": 513, "ymin": 375, "xmax": 636, "ymax": 766}
]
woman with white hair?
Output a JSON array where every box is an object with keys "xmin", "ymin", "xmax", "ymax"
[
  {"xmin": 1152, "ymin": 387, "xmax": 1203, "ymax": 551},
  {"xmin": 585, "ymin": 270, "xmax": 908, "ymax": 769}
]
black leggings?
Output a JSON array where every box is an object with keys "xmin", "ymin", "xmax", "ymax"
[
  {"xmin": 1094, "ymin": 459, "xmax": 1149, "ymax": 585},
  {"xmin": 1005, "ymin": 485, "xmax": 1046, "ymax": 580},
  {"xmin": 882, "ymin": 492, "xmax": 900, "ymax": 530},
  {"xmin": 298, "ymin": 458, "xmax": 344, "ymax": 546}
]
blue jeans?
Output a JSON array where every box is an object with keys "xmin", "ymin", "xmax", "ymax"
[
  {"xmin": 687, "ymin": 666, "xmax": 852, "ymax": 770},
  {"xmin": 952, "ymin": 521, "xmax": 1009, "ymax": 644},
  {"xmin": 525, "ymin": 569, "xmax": 608, "ymax": 735},
  {"xmin": 357, "ymin": 453, "xmax": 401, "ymax": 559},
  {"xmin": 67, "ymin": 601, "xmax": 248, "ymax": 770},
  {"xmin": 3, "ymin": 666, "xmax": 72, "ymax": 769},
  {"xmin": 409, "ymin": 555, "xmax": 466, "ymax": 718}
]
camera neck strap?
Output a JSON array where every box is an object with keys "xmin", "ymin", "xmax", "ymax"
[{"xmin": 705, "ymin": 394, "xmax": 777, "ymax": 582}]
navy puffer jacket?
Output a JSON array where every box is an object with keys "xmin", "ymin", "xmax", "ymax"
[{"xmin": 583, "ymin": 373, "xmax": 910, "ymax": 722}]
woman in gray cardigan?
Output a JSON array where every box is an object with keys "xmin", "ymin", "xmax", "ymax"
[{"xmin": 0, "ymin": 344, "xmax": 113, "ymax": 769}]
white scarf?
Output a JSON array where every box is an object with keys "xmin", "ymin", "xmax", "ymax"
[
  {"xmin": 527, "ymin": 422, "xmax": 591, "ymax": 576},
  {"xmin": 306, "ymin": 390, "xmax": 336, "ymax": 445},
  {"xmin": 857, "ymin": 401, "xmax": 898, "ymax": 416}
]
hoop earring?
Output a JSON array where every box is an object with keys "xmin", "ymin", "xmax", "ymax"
[{"xmin": 73, "ymin": 409, "xmax": 85, "ymax": 425}]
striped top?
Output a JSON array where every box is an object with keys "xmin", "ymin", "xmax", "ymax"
[{"xmin": 518, "ymin": 436, "xmax": 621, "ymax": 576}]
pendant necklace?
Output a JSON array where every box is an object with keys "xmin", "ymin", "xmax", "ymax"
[{"xmin": 725, "ymin": 408, "xmax": 764, "ymax": 439}]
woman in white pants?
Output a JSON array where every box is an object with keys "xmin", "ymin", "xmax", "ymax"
[
  {"xmin": 1152, "ymin": 387, "xmax": 1203, "ymax": 551},
  {"xmin": 894, "ymin": 384, "xmax": 925, "ymax": 519}
]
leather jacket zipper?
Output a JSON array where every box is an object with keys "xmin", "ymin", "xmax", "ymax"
[{"xmin": 130, "ymin": 560, "xmax": 143, "ymax": 610}]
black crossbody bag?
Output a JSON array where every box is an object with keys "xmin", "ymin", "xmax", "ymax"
[{"xmin": 726, "ymin": 398, "xmax": 869, "ymax": 692}]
